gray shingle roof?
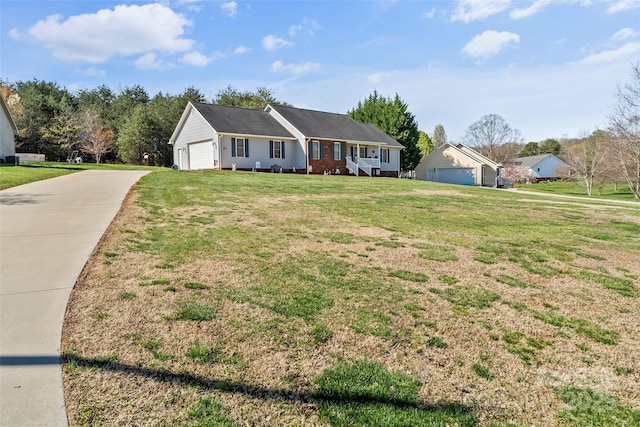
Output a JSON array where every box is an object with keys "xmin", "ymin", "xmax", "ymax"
[
  {"xmin": 510, "ymin": 154, "xmax": 554, "ymax": 168},
  {"xmin": 191, "ymin": 102, "xmax": 295, "ymax": 138},
  {"xmin": 270, "ymin": 105, "xmax": 402, "ymax": 148}
]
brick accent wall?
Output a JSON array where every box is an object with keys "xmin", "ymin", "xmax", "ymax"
[{"xmin": 309, "ymin": 140, "xmax": 347, "ymax": 175}]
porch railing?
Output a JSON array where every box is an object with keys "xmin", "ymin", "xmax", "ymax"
[
  {"xmin": 346, "ymin": 157, "xmax": 358, "ymax": 175},
  {"xmin": 359, "ymin": 157, "xmax": 380, "ymax": 169},
  {"xmin": 346, "ymin": 157, "xmax": 380, "ymax": 177}
]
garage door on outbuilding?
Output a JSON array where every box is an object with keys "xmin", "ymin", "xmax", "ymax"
[
  {"xmin": 415, "ymin": 143, "xmax": 502, "ymax": 187},
  {"xmin": 436, "ymin": 168, "xmax": 475, "ymax": 185},
  {"xmin": 188, "ymin": 141, "xmax": 214, "ymax": 170}
]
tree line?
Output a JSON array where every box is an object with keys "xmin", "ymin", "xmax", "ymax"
[
  {"xmin": 2, "ymin": 62, "xmax": 637, "ymax": 198},
  {"xmin": 0, "ymin": 82, "xmax": 290, "ymax": 166}
]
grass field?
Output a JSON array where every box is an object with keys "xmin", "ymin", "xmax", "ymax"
[
  {"xmin": 62, "ymin": 171, "xmax": 640, "ymax": 426},
  {"xmin": 516, "ymin": 181, "xmax": 637, "ymax": 202},
  {"xmin": 0, "ymin": 162, "xmax": 157, "ymax": 190}
]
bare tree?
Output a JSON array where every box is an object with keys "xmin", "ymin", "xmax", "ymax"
[
  {"xmin": 564, "ymin": 131, "xmax": 608, "ymax": 196},
  {"xmin": 463, "ymin": 114, "xmax": 522, "ymax": 163},
  {"xmin": 79, "ymin": 108, "xmax": 114, "ymax": 163},
  {"xmin": 609, "ymin": 62, "xmax": 640, "ymax": 199}
]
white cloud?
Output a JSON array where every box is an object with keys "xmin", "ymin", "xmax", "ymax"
[
  {"xmin": 180, "ymin": 51, "xmax": 218, "ymax": 66},
  {"xmin": 271, "ymin": 60, "xmax": 319, "ymax": 75},
  {"xmin": 607, "ymin": 0, "xmax": 640, "ymax": 14},
  {"xmin": 288, "ymin": 18, "xmax": 321, "ymax": 37},
  {"xmin": 262, "ymin": 35, "xmax": 292, "ymax": 51},
  {"xmin": 221, "ymin": 1, "xmax": 237, "ymax": 17},
  {"xmin": 510, "ymin": 0, "xmax": 552, "ymax": 19},
  {"xmin": 21, "ymin": 4, "xmax": 193, "ymax": 63},
  {"xmin": 368, "ymin": 73, "xmax": 383, "ymax": 84},
  {"xmin": 234, "ymin": 45, "xmax": 250, "ymax": 54},
  {"xmin": 612, "ymin": 28, "xmax": 639, "ymax": 41},
  {"xmin": 8, "ymin": 28, "xmax": 21, "ymax": 39},
  {"xmin": 76, "ymin": 67, "xmax": 106, "ymax": 77},
  {"xmin": 289, "ymin": 24, "xmax": 303, "ymax": 37},
  {"xmin": 576, "ymin": 42, "xmax": 640, "ymax": 65},
  {"xmin": 451, "ymin": 0, "xmax": 511, "ymax": 23},
  {"xmin": 134, "ymin": 53, "xmax": 164, "ymax": 70},
  {"xmin": 423, "ymin": 8, "xmax": 436, "ymax": 18},
  {"xmin": 177, "ymin": 0, "xmax": 203, "ymax": 12},
  {"xmin": 462, "ymin": 30, "xmax": 520, "ymax": 59}
]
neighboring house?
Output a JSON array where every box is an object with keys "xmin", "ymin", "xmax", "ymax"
[
  {"xmin": 507, "ymin": 154, "xmax": 568, "ymax": 181},
  {"xmin": 414, "ymin": 143, "xmax": 502, "ymax": 186},
  {"xmin": 169, "ymin": 102, "xmax": 403, "ymax": 177},
  {"xmin": 1, "ymin": 93, "xmax": 18, "ymax": 162}
]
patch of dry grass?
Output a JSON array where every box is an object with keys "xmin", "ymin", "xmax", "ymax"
[{"xmin": 62, "ymin": 171, "xmax": 640, "ymax": 426}]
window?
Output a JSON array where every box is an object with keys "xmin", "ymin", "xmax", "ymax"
[
  {"xmin": 359, "ymin": 146, "xmax": 367, "ymax": 158},
  {"xmin": 236, "ymin": 138, "xmax": 245, "ymax": 157},
  {"xmin": 270, "ymin": 140, "xmax": 285, "ymax": 159},
  {"xmin": 332, "ymin": 142, "xmax": 343, "ymax": 160},
  {"xmin": 232, "ymin": 137, "xmax": 249, "ymax": 158},
  {"xmin": 310, "ymin": 140, "xmax": 321, "ymax": 160},
  {"xmin": 381, "ymin": 148, "xmax": 389, "ymax": 163}
]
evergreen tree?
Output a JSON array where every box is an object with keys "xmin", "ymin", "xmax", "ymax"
[
  {"xmin": 348, "ymin": 91, "xmax": 420, "ymax": 170},
  {"xmin": 539, "ymin": 138, "xmax": 561, "ymax": 155},
  {"xmin": 116, "ymin": 105, "xmax": 154, "ymax": 164},
  {"xmin": 519, "ymin": 142, "xmax": 540, "ymax": 157},
  {"xmin": 417, "ymin": 130, "xmax": 434, "ymax": 156},
  {"xmin": 213, "ymin": 85, "xmax": 289, "ymax": 109},
  {"xmin": 432, "ymin": 124, "xmax": 447, "ymax": 148}
]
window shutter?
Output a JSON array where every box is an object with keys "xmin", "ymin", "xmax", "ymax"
[
  {"xmin": 340, "ymin": 143, "xmax": 344, "ymax": 160},
  {"xmin": 331, "ymin": 143, "xmax": 335, "ymax": 160},
  {"xmin": 269, "ymin": 140, "xmax": 273, "ymax": 158},
  {"xmin": 319, "ymin": 142, "xmax": 324, "ymax": 159},
  {"xmin": 281, "ymin": 141, "xmax": 285, "ymax": 159},
  {"xmin": 231, "ymin": 138, "xmax": 236, "ymax": 157},
  {"xmin": 308, "ymin": 140, "xmax": 313, "ymax": 159},
  {"xmin": 245, "ymin": 139, "xmax": 249, "ymax": 157}
]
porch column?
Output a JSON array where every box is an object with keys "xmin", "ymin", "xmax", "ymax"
[{"xmin": 356, "ymin": 143, "xmax": 360, "ymax": 176}]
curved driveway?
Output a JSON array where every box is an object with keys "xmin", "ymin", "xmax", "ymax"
[{"xmin": 0, "ymin": 169, "xmax": 150, "ymax": 426}]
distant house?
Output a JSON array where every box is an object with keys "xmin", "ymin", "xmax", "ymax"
[
  {"xmin": 0, "ymin": 94, "xmax": 18, "ymax": 163},
  {"xmin": 507, "ymin": 153, "xmax": 568, "ymax": 181},
  {"xmin": 169, "ymin": 102, "xmax": 403, "ymax": 177},
  {"xmin": 414, "ymin": 143, "xmax": 502, "ymax": 186}
]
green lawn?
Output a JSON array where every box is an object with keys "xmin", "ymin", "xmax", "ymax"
[
  {"xmin": 62, "ymin": 171, "xmax": 640, "ymax": 426},
  {"xmin": 516, "ymin": 180, "xmax": 637, "ymax": 201},
  {"xmin": 0, "ymin": 162, "xmax": 159, "ymax": 190}
]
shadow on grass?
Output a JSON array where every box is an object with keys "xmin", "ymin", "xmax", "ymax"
[{"xmin": 63, "ymin": 354, "xmax": 476, "ymax": 424}]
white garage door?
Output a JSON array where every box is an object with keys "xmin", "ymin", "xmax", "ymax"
[
  {"xmin": 437, "ymin": 168, "xmax": 475, "ymax": 185},
  {"xmin": 188, "ymin": 141, "xmax": 214, "ymax": 170}
]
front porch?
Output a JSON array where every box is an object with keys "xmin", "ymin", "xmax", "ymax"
[
  {"xmin": 307, "ymin": 140, "xmax": 395, "ymax": 177},
  {"xmin": 346, "ymin": 155, "xmax": 380, "ymax": 176}
]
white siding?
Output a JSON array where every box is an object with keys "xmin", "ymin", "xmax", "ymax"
[
  {"xmin": 265, "ymin": 107, "xmax": 307, "ymax": 168},
  {"xmin": 220, "ymin": 136, "xmax": 298, "ymax": 170},
  {"xmin": 380, "ymin": 148, "xmax": 400, "ymax": 174},
  {"xmin": 172, "ymin": 107, "xmax": 215, "ymax": 169},
  {"xmin": 0, "ymin": 104, "xmax": 16, "ymax": 160},
  {"xmin": 531, "ymin": 156, "xmax": 566, "ymax": 178}
]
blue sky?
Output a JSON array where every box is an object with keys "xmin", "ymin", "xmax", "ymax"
[{"xmin": 1, "ymin": 0, "xmax": 639, "ymax": 142}]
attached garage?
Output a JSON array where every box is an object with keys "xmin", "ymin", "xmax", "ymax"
[
  {"xmin": 436, "ymin": 168, "xmax": 474, "ymax": 185},
  {"xmin": 188, "ymin": 141, "xmax": 214, "ymax": 170}
]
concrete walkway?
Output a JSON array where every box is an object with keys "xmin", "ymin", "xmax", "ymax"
[{"xmin": 0, "ymin": 170, "xmax": 150, "ymax": 426}]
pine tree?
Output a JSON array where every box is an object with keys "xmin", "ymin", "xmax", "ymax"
[{"xmin": 348, "ymin": 91, "xmax": 420, "ymax": 170}]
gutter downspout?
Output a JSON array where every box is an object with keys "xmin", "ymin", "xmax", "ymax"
[{"xmin": 305, "ymin": 138, "xmax": 310, "ymax": 174}]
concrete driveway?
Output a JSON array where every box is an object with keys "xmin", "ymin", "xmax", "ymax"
[{"xmin": 0, "ymin": 169, "xmax": 150, "ymax": 426}]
